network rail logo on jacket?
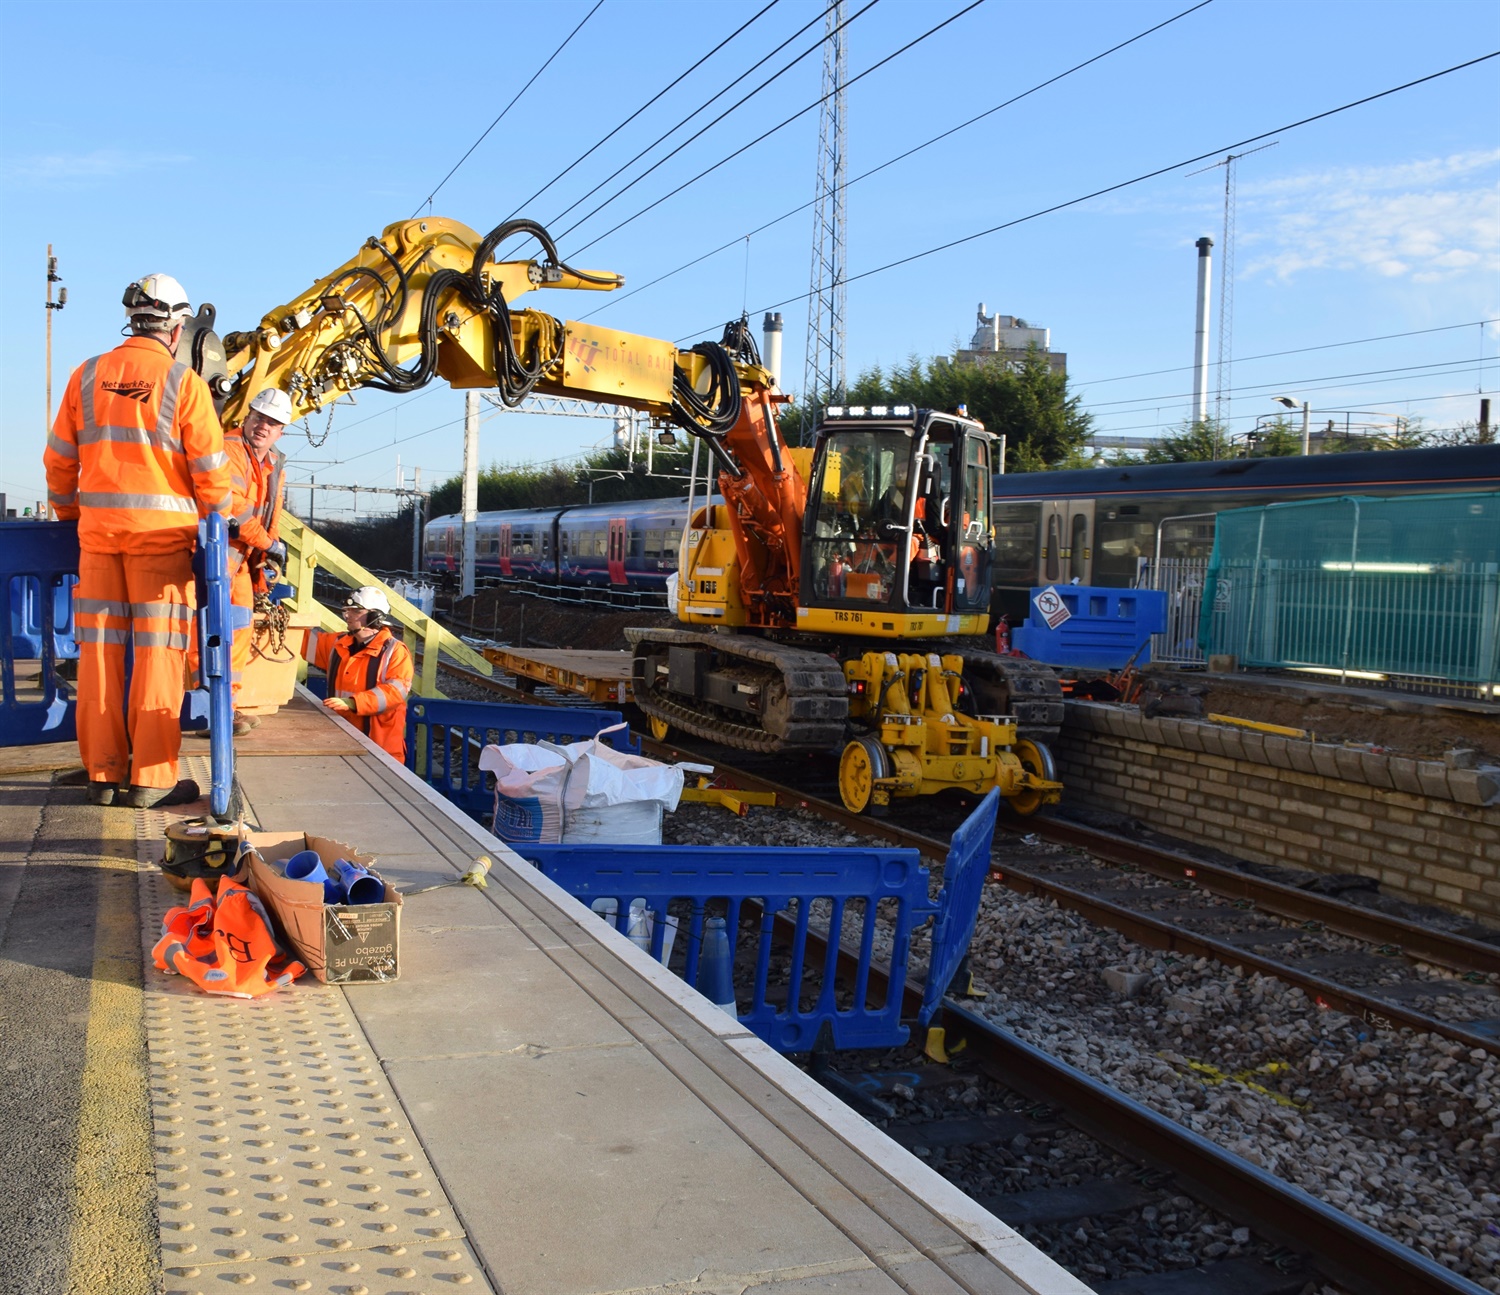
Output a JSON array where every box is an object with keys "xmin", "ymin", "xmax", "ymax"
[{"xmin": 102, "ymin": 378, "xmax": 154, "ymax": 402}]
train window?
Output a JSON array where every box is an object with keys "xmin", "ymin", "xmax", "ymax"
[
  {"xmin": 665, "ymin": 528, "xmax": 681, "ymax": 559},
  {"xmin": 541, "ymin": 533, "xmax": 550, "ymax": 558},
  {"xmin": 1069, "ymin": 514, "xmax": 1088, "ymax": 582},
  {"xmin": 591, "ymin": 530, "xmax": 606, "ymax": 557},
  {"xmin": 628, "ymin": 531, "xmax": 644, "ymax": 559},
  {"xmin": 516, "ymin": 532, "xmax": 533, "ymax": 556},
  {"xmin": 1044, "ymin": 514, "xmax": 1062, "ymax": 582},
  {"xmin": 644, "ymin": 529, "xmax": 664, "ymax": 559},
  {"xmin": 559, "ymin": 531, "xmax": 570, "ymax": 557},
  {"xmin": 992, "ymin": 504, "xmax": 1040, "ymax": 582},
  {"xmin": 1094, "ymin": 518, "xmax": 1156, "ymax": 584}
]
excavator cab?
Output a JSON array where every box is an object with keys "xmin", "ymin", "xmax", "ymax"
[{"xmin": 800, "ymin": 406, "xmax": 995, "ymax": 626}]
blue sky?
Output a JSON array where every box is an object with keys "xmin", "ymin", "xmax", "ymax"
[{"xmin": 2, "ymin": 0, "xmax": 1496, "ymax": 518}]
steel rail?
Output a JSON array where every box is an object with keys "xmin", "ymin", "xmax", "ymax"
[
  {"xmin": 434, "ymin": 662, "xmax": 1500, "ymax": 1053},
  {"xmin": 1028, "ymin": 816, "xmax": 1500, "ymax": 979},
  {"xmin": 934, "ymin": 1001, "xmax": 1487, "ymax": 1295}
]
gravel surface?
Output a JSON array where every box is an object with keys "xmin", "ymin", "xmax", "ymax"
[{"xmin": 666, "ymin": 800, "xmax": 1500, "ymax": 1293}]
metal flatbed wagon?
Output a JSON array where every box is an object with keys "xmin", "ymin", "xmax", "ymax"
[{"xmin": 481, "ymin": 644, "xmax": 634, "ymax": 705}]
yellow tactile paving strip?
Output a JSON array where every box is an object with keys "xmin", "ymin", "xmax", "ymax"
[{"xmin": 134, "ymin": 760, "xmax": 493, "ymax": 1294}]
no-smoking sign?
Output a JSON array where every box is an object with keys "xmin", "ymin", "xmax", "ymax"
[{"xmin": 1033, "ymin": 585, "xmax": 1072, "ymax": 630}]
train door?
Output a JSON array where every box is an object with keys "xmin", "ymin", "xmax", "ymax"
[
  {"xmin": 499, "ymin": 524, "xmax": 512, "ymax": 577},
  {"xmin": 443, "ymin": 523, "xmax": 455, "ymax": 572},
  {"xmin": 1039, "ymin": 501, "xmax": 1094, "ymax": 586},
  {"xmin": 607, "ymin": 518, "xmax": 628, "ymax": 586}
]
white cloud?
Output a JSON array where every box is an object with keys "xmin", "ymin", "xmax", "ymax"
[
  {"xmin": 1, "ymin": 149, "xmax": 192, "ymax": 186},
  {"xmin": 1238, "ymin": 150, "xmax": 1500, "ymax": 284}
]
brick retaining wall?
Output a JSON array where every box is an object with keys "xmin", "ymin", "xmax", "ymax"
[{"xmin": 1055, "ymin": 701, "xmax": 1500, "ymax": 924}]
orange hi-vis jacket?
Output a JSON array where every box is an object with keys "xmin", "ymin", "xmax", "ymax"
[
  {"xmin": 304, "ymin": 625, "xmax": 415, "ymax": 760},
  {"xmin": 225, "ymin": 430, "xmax": 286, "ymax": 572},
  {"xmin": 152, "ymin": 874, "xmax": 304, "ymax": 999},
  {"xmin": 44, "ymin": 336, "xmax": 231, "ymax": 553}
]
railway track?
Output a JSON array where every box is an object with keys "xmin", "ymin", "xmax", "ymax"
[
  {"xmin": 431, "ymin": 659, "xmax": 1494, "ymax": 1294},
  {"xmin": 434, "ymin": 659, "xmax": 1500, "ymax": 1055}
]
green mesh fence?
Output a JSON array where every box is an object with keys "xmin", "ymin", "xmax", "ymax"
[{"xmin": 1199, "ymin": 492, "xmax": 1500, "ymax": 686}]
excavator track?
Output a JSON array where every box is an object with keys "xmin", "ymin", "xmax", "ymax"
[
  {"xmin": 954, "ymin": 648, "xmax": 1065, "ymax": 741},
  {"xmin": 627, "ymin": 628, "xmax": 849, "ymax": 753}
]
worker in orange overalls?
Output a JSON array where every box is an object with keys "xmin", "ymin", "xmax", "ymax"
[
  {"xmin": 44, "ymin": 274, "xmax": 232, "ymax": 808},
  {"xmin": 223, "ymin": 388, "xmax": 291, "ymax": 734},
  {"xmin": 303, "ymin": 587, "xmax": 415, "ymax": 762}
]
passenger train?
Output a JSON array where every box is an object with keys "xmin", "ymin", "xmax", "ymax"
[{"xmin": 424, "ymin": 445, "xmax": 1500, "ymax": 609}]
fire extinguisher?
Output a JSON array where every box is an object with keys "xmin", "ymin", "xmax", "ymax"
[
  {"xmin": 828, "ymin": 551, "xmax": 845, "ymax": 598},
  {"xmin": 995, "ymin": 614, "xmax": 1011, "ymax": 655}
]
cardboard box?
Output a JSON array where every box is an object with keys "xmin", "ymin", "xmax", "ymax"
[{"xmin": 246, "ymin": 832, "xmax": 401, "ymax": 983}]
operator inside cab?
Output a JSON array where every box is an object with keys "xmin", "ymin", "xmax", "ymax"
[{"xmin": 302, "ymin": 587, "xmax": 414, "ymax": 762}]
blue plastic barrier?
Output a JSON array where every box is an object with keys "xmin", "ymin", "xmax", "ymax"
[
  {"xmin": 404, "ymin": 696, "xmax": 640, "ymax": 822},
  {"xmin": 515, "ymin": 794, "xmax": 999, "ymax": 1053},
  {"xmin": 1013, "ymin": 586, "xmax": 1167, "ymax": 670},
  {"xmin": 519, "ymin": 839, "xmax": 937, "ymax": 1053},
  {"xmin": 192, "ymin": 513, "xmax": 236, "ymax": 819},
  {"xmin": 8, "ymin": 572, "xmax": 78, "ymax": 660},
  {"xmin": 1, "ymin": 515, "xmax": 235, "ymax": 818},
  {"xmin": 919, "ymin": 788, "xmax": 1000, "ymax": 1025},
  {"xmin": 0, "ymin": 521, "xmax": 79, "ymax": 745}
]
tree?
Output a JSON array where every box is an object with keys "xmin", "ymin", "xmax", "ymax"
[
  {"xmin": 1245, "ymin": 418, "xmax": 1302, "ymax": 457},
  {"xmin": 842, "ymin": 344, "xmax": 1093, "ymax": 470},
  {"xmin": 1143, "ymin": 418, "xmax": 1234, "ymax": 463},
  {"xmin": 1426, "ymin": 419, "xmax": 1496, "ymax": 447}
]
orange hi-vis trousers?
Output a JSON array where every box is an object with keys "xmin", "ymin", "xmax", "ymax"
[{"xmin": 74, "ymin": 549, "xmax": 194, "ymax": 791}]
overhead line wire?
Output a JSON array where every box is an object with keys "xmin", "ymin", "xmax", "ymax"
[
  {"xmin": 677, "ymin": 49, "xmax": 1500, "ymax": 339},
  {"xmin": 564, "ymin": 0, "xmax": 987, "ymax": 256},
  {"xmin": 579, "ymin": 0, "xmax": 1215, "ymax": 319},
  {"xmin": 1081, "ymin": 357, "xmax": 1487, "ymax": 411},
  {"xmin": 501, "ymin": 0, "xmax": 786, "ymax": 224},
  {"xmin": 1073, "ymin": 319, "xmax": 1499, "ymax": 389},
  {"xmin": 547, "ymin": 0, "xmax": 862, "ymax": 243},
  {"xmin": 411, "ymin": 0, "xmax": 605, "ymax": 217},
  {"xmin": 1095, "ymin": 387, "xmax": 1495, "ymax": 435}
]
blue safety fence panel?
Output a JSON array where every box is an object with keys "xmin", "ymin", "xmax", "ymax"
[
  {"xmin": 405, "ymin": 696, "xmax": 640, "ymax": 822},
  {"xmin": 1013, "ymin": 586, "xmax": 1167, "ymax": 670},
  {"xmin": 919, "ymin": 788, "xmax": 1001, "ymax": 1026},
  {"xmin": 191, "ymin": 513, "xmax": 236, "ymax": 819},
  {"xmin": 517, "ymin": 840, "xmax": 937, "ymax": 1054},
  {"xmin": 0, "ymin": 521, "xmax": 79, "ymax": 746},
  {"xmin": 9, "ymin": 572, "xmax": 78, "ymax": 660}
]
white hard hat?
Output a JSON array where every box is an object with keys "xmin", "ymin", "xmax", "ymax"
[
  {"xmin": 248, "ymin": 388, "xmax": 295, "ymax": 426},
  {"xmin": 122, "ymin": 273, "xmax": 192, "ymax": 323},
  {"xmin": 344, "ymin": 586, "xmax": 391, "ymax": 615}
]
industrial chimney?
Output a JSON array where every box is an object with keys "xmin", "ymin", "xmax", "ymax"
[
  {"xmin": 1192, "ymin": 237, "xmax": 1213, "ymax": 427},
  {"xmin": 762, "ymin": 312, "xmax": 783, "ymax": 388}
]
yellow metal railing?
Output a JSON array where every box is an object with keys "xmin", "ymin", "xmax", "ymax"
[{"xmin": 279, "ymin": 513, "xmax": 491, "ymax": 697}]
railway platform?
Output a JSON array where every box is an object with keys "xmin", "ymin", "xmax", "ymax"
[{"xmin": 0, "ymin": 691, "xmax": 1085, "ymax": 1295}]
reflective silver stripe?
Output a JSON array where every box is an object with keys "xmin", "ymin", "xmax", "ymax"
[
  {"xmin": 190, "ymin": 450, "xmax": 227, "ymax": 473},
  {"xmin": 304, "ymin": 628, "xmax": 322, "ymax": 661},
  {"xmin": 261, "ymin": 450, "xmax": 286, "ymax": 530},
  {"xmin": 134, "ymin": 630, "xmax": 192, "ymax": 650},
  {"xmin": 133, "ymin": 600, "xmax": 193, "ymax": 626},
  {"xmin": 49, "ymin": 489, "xmax": 78, "ymax": 507},
  {"xmin": 81, "ymin": 357, "xmax": 98, "ymax": 428},
  {"xmin": 230, "ymin": 509, "xmax": 257, "ymax": 525},
  {"xmin": 76, "ymin": 625, "xmax": 130, "ymax": 645},
  {"xmin": 370, "ymin": 690, "xmax": 391, "ymax": 714},
  {"xmin": 46, "ymin": 430, "xmax": 79, "ymax": 460},
  {"xmin": 77, "ymin": 424, "xmax": 154, "ymax": 448},
  {"xmin": 74, "ymin": 597, "xmax": 131, "ymax": 618},
  {"xmin": 209, "ymin": 492, "xmax": 233, "ymax": 512},
  {"xmin": 77, "ymin": 491, "xmax": 195, "ymax": 513},
  {"xmin": 156, "ymin": 362, "xmax": 187, "ymax": 450},
  {"xmin": 385, "ymin": 678, "xmax": 411, "ymax": 701},
  {"xmin": 228, "ymin": 550, "xmax": 246, "ymax": 572}
]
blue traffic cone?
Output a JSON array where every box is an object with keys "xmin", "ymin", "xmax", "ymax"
[
  {"xmin": 334, "ymin": 859, "xmax": 384, "ymax": 905},
  {"xmin": 696, "ymin": 916, "xmax": 737, "ymax": 1015}
]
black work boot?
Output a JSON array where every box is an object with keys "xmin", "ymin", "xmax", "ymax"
[
  {"xmin": 123, "ymin": 780, "xmax": 202, "ymax": 809},
  {"xmin": 86, "ymin": 782, "xmax": 119, "ymax": 806}
]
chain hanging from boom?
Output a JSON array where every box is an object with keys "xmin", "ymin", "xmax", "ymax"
[{"xmin": 800, "ymin": 1, "xmax": 848, "ymax": 445}]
